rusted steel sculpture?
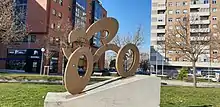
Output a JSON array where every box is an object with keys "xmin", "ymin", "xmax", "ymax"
[{"xmin": 62, "ymin": 17, "xmax": 140, "ymax": 95}]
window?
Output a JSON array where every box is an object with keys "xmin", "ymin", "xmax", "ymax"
[
  {"xmin": 213, "ymin": 8, "xmax": 217, "ymax": 12},
  {"xmin": 183, "ymin": 1, "xmax": 188, "ymax": 6},
  {"xmin": 168, "ymin": 18, "xmax": 173, "ymax": 22},
  {"xmin": 52, "ymin": 9, "xmax": 56, "ymax": 15},
  {"xmin": 58, "ymin": 12, "xmax": 62, "ymax": 18},
  {"xmin": 176, "ymin": 2, "xmax": 181, "ymax": 6},
  {"xmin": 168, "ymin": 10, "xmax": 173, "ymax": 14},
  {"xmin": 213, "ymin": 50, "xmax": 218, "ymax": 54},
  {"xmin": 59, "ymin": 0, "xmax": 63, "ymax": 6},
  {"xmin": 158, "ymin": 19, "xmax": 163, "ymax": 22},
  {"xmin": 200, "ymin": 8, "xmax": 209, "ymax": 12},
  {"xmin": 168, "ymin": 2, "xmax": 173, "ymax": 6},
  {"xmin": 176, "ymin": 10, "xmax": 180, "ymax": 14},
  {"xmin": 213, "ymin": 0, "xmax": 217, "ymax": 4},
  {"xmin": 204, "ymin": 0, "xmax": 209, "ymax": 4},
  {"xmin": 213, "ymin": 16, "xmax": 217, "ymax": 20},
  {"xmin": 176, "ymin": 18, "xmax": 181, "ymax": 21},
  {"xmin": 30, "ymin": 35, "xmax": 36, "ymax": 42},
  {"xmin": 183, "ymin": 9, "xmax": 188, "ymax": 14},
  {"xmin": 51, "ymin": 23, "xmax": 55, "ymax": 29},
  {"xmin": 213, "ymin": 24, "xmax": 217, "ymax": 28}
]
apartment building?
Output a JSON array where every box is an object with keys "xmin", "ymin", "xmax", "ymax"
[
  {"xmin": 151, "ymin": 0, "xmax": 220, "ymax": 74},
  {"xmin": 0, "ymin": 0, "xmax": 106, "ymax": 74}
]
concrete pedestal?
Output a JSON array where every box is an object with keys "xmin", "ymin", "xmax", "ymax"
[{"xmin": 44, "ymin": 75, "xmax": 161, "ymax": 107}]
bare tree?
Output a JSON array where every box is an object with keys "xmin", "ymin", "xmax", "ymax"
[
  {"xmin": 0, "ymin": 0, "xmax": 27, "ymax": 45},
  {"xmin": 38, "ymin": 18, "xmax": 89, "ymax": 75},
  {"xmin": 209, "ymin": 20, "xmax": 220, "ymax": 69},
  {"xmin": 165, "ymin": 15, "xmax": 213, "ymax": 87},
  {"xmin": 112, "ymin": 25, "xmax": 144, "ymax": 48},
  {"xmin": 111, "ymin": 25, "xmax": 144, "ymax": 71}
]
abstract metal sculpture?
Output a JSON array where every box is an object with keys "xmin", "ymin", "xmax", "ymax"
[{"xmin": 62, "ymin": 17, "xmax": 140, "ymax": 95}]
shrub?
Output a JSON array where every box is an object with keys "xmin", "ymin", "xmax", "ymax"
[{"xmin": 178, "ymin": 67, "xmax": 188, "ymax": 81}]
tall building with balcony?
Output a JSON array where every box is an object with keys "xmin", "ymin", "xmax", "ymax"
[
  {"xmin": 0, "ymin": 0, "xmax": 107, "ymax": 74},
  {"xmin": 151, "ymin": 0, "xmax": 220, "ymax": 75}
]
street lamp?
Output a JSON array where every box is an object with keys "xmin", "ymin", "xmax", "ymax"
[{"xmin": 40, "ymin": 48, "xmax": 45, "ymax": 75}]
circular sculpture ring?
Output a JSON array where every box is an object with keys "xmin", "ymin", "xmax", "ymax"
[
  {"xmin": 116, "ymin": 43, "xmax": 140, "ymax": 77},
  {"xmin": 64, "ymin": 47, "xmax": 93, "ymax": 95},
  {"xmin": 93, "ymin": 44, "xmax": 120, "ymax": 62},
  {"xmin": 62, "ymin": 17, "xmax": 140, "ymax": 95}
]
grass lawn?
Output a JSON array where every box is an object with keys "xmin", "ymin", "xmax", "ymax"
[
  {"xmin": 0, "ymin": 83, "xmax": 220, "ymax": 107},
  {"xmin": 0, "ymin": 83, "xmax": 65, "ymax": 107},
  {"xmin": 161, "ymin": 86, "xmax": 220, "ymax": 107}
]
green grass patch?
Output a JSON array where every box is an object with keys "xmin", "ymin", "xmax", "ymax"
[
  {"xmin": 0, "ymin": 83, "xmax": 220, "ymax": 107},
  {"xmin": 161, "ymin": 86, "xmax": 220, "ymax": 107},
  {"xmin": 0, "ymin": 83, "xmax": 65, "ymax": 107}
]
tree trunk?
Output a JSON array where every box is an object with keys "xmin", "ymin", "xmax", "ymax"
[{"xmin": 192, "ymin": 61, "xmax": 197, "ymax": 87}]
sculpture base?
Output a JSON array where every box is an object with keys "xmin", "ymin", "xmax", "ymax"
[{"xmin": 44, "ymin": 75, "xmax": 161, "ymax": 107}]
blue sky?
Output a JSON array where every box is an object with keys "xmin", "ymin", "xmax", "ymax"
[{"xmin": 101, "ymin": 0, "xmax": 151, "ymax": 53}]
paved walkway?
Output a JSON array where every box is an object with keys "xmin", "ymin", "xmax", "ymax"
[{"xmin": 161, "ymin": 80, "xmax": 220, "ymax": 88}]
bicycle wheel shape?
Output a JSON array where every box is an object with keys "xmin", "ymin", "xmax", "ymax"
[
  {"xmin": 64, "ymin": 47, "xmax": 93, "ymax": 95},
  {"xmin": 116, "ymin": 44, "xmax": 140, "ymax": 77}
]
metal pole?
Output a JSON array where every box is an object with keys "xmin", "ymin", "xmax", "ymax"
[
  {"xmin": 156, "ymin": 52, "xmax": 158, "ymax": 75},
  {"xmin": 40, "ymin": 53, "xmax": 44, "ymax": 75},
  {"xmin": 208, "ymin": 59, "xmax": 211, "ymax": 83},
  {"xmin": 162, "ymin": 58, "xmax": 164, "ymax": 75}
]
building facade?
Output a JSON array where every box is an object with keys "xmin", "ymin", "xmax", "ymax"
[
  {"xmin": 151, "ymin": 0, "xmax": 220, "ymax": 75},
  {"xmin": 0, "ymin": 0, "xmax": 106, "ymax": 74}
]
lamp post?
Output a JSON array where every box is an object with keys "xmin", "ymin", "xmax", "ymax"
[
  {"xmin": 156, "ymin": 45, "xmax": 158, "ymax": 76},
  {"xmin": 40, "ymin": 48, "xmax": 45, "ymax": 75},
  {"xmin": 162, "ymin": 58, "xmax": 165, "ymax": 76}
]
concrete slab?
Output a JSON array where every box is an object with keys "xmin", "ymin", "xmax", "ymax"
[{"xmin": 44, "ymin": 75, "xmax": 161, "ymax": 107}]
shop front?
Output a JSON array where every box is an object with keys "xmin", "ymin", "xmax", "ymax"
[{"xmin": 6, "ymin": 49, "xmax": 42, "ymax": 73}]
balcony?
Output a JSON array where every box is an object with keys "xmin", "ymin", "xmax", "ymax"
[
  {"xmin": 157, "ymin": 37, "xmax": 165, "ymax": 41},
  {"xmin": 190, "ymin": 20, "xmax": 210, "ymax": 24},
  {"xmin": 157, "ymin": 3, "xmax": 166, "ymax": 10},
  {"xmin": 157, "ymin": 14, "xmax": 166, "ymax": 25},
  {"xmin": 190, "ymin": 12, "xmax": 210, "ymax": 17},
  {"xmin": 199, "ymin": 12, "xmax": 210, "ymax": 16},
  {"xmin": 157, "ymin": 22, "xmax": 165, "ymax": 25},
  {"xmin": 190, "ymin": 28, "xmax": 210, "ymax": 33},
  {"xmin": 190, "ymin": 3, "xmax": 210, "ymax": 8},
  {"xmin": 157, "ymin": 6, "xmax": 166, "ymax": 10},
  {"xmin": 157, "ymin": 29, "xmax": 166, "ymax": 33},
  {"xmin": 190, "ymin": 36, "xmax": 210, "ymax": 41}
]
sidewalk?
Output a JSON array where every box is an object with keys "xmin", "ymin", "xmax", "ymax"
[{"xmin": 161, "ymin": 80, "xmax": 220, "ymax": 88}]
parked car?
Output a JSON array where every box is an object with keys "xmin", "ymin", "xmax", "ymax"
[
  {"xmin": 136, "ymin": 71, "xmax": 150, "ymax": 75},
  {"xmin": 204, "ymin": 75, "xmax": 215, "ymax": 79},
  {"xmin": 78, "ymin": 68, "xmax": 85, "ymax": 76},
  {"xmin": 202, "ymin": 75, "xmax": 217, "ymax": 82}
]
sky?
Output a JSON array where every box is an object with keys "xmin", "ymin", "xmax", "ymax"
[{"xmin": 100, "ymin": 0, "xmax": 151, "ymax": 53}]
